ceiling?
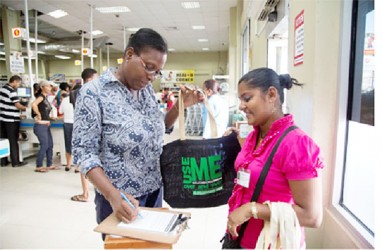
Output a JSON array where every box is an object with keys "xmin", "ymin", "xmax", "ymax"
[{"xmin": 1, "ymin": 0, "xmax": 239, "ymax": 58}]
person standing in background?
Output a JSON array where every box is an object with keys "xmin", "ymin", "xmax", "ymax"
[
  {"xmin": 69, "ymin": 68, "xmax": 98, "ymax": 107},
  {"xmin": 161, "ymin": 87, "xmax": 175, "ymax": 111},
  {"xmin": 33, "ymin": 83, "xmax": 40, "ymax": 98},
  {"xmin": 31, "ymin": 80, "xmax": 60, "ymax": 173},
  {"xmin": 69, "ymin": 68, "xmax": 98, "ymax": 202},
  {"xmin": 0, "ymin": 75, "xmax": 28, "ymax": 167},
  {"xmin": 55, "ymin": 82, "xmax": 70, "ymax": 117},
  {"xmin": 59, "ymin": 91, "xmax": 74, "ymax": 173},
  {"xmin": 202, "ymin": 79, "xmax": 229, "ymax": 139}
]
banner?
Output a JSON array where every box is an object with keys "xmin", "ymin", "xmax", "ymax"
[{"xmin": 161, "ymin": 70, "xmax": 194, "ymax": 84}]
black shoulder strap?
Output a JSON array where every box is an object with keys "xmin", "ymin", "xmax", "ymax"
[{"xmin": 251, "ymin": 125, "xmax": 298, "ymax": 202}]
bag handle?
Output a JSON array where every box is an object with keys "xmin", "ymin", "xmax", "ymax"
[
  {"xmin": 178, "ymin": 87, "xmax": 218, "ymax": 140},
  {"xmin": 235, "ymin": 125, "xmax": 298, "ymax": 243}
]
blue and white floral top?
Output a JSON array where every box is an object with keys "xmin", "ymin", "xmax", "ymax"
[{"xmin": 72, "ymin": 68, "xmax": 165, "ymax": 197}]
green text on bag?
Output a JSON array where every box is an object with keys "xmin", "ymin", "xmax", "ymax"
[{"xmin": 181, "ymin": 155, "xmax": 223, "ymax": 195}]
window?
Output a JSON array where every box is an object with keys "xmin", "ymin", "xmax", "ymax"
[{"xmin": 339, "ymin": 0, "xmax": 375, "ymax": 245}]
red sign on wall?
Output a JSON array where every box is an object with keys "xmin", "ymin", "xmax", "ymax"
[
  {"xmin": 294, "ymin": 10, "xmax": 304, "ymax": 66},
  {"xmin": 11, "ymin": 27, "xmax": 26, "ymax": 39}
]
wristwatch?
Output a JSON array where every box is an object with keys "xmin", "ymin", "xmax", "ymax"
[{"xmin": 250, "ymin": 202, "xmax": 258, "ymax": 219}]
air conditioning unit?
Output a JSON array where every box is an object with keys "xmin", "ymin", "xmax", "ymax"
[
  {"xmin": 254, "ymin": 0, "xmax": 281, "ymax": 36},
  {"xmin": 257, "ymin": 0, "xmax": 280, "ymax": 21}
]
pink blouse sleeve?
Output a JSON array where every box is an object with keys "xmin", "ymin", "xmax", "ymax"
[{"xmin": 277, "ymin": 132, "xmax": 324, "ymax": 180}]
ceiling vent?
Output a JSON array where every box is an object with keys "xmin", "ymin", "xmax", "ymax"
[{"xmin": 257, "ymin": 0, "xmax": 280, "ymax": 21}]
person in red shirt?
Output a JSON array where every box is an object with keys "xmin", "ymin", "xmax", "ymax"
[{"xmin": 161, "ymin": 87, "xmax": 175, "ymax": 111}]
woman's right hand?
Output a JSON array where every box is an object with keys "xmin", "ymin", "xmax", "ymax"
[{"xmin": 108, "ymin": 189, "xmax": 139, "ymax": 223}]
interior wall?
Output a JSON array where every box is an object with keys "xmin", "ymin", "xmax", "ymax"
[
  {"xmin": 164, "ymin": 51, "xmax": 228, "ymax": 89},
  {"xmin": 237, "ymin": 0, "xmax": 370, "ymax": 248},
  {"xmin": 46, "ymin": 51, "xmax": 227, "ymax": 90},
  {"xmin": 0, "ymin": 61, "xmax": 6, "ymax": 75}
]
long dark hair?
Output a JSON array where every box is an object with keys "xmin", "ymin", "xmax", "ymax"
[{"xmin": 238, "ymin": 67, "xmax": 303, "ymax": 104}]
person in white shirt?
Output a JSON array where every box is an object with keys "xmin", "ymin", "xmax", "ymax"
[
  {"xmin": 202, "ymin": 79, "xmax": 229, "ymax": 139},
  {"xmin": 59, "ymin": 92, "xmax": 74, "ymax": 172}
]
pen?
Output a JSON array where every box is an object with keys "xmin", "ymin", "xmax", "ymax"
[{"xmin": 120, "ymin": 192, "xmax": 143, "ymax": 218}]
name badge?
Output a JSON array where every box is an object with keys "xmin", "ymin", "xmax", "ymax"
[{"xmin": 237, "ymin": 168, "xmax": 250, "ymax": 188}]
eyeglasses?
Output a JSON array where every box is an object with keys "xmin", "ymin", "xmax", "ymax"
[{"xmin": 139, "ymin": 57, "xmax": 162, "ymax": 79}]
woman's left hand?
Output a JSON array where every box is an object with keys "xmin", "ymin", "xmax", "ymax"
[
  {"xmin": 227, "ymin": 203, "xmax": 252, "ymax": 237},
  {"xmin": 179, "ymin": 85, "xmax": 204, "ymax": 108}
]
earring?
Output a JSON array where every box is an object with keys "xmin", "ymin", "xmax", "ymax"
[{"xmin": 270, "ymin": 101, "xmax": 276, "ymax": 113}]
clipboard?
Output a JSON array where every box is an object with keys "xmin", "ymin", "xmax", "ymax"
[{"xmin": 94, "ymin": 207, "xmax": 191, "ymax": 244}]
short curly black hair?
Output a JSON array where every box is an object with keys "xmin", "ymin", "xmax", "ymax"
[{"xmin": 126, "ymin": 28, "xmax": 168, "ymax": 56}]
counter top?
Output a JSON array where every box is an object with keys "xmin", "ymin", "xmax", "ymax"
[{"xmin": 20, "ymin": 118, "xmax": 64, "ymax": 128}]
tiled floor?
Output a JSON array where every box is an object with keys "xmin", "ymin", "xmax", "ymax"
[{"xmin": 0, "ymin": 124, "xmax": 228, "ymax": 249}]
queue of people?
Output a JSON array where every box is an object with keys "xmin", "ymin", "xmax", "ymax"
[{"xmin": 0, "ymin": 27, "xmax": 325, "ymax": 248}]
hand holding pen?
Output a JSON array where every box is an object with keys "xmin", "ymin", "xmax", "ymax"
[{"xmin": 120, "ymin": 192, "xmax": 143, "ymax": 219}]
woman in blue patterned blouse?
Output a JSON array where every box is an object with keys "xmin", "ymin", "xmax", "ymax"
[{"xmin": 72, "ymin": 28, "xmax": 202, "ymax": 237}]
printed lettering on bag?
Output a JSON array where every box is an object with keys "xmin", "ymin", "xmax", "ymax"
[{"xmin": 181, "ymin": 155, "xmax": 223, "ymax": 195}]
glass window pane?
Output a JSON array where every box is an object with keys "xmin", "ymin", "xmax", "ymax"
[{"xmin": 341, "ymin": 0, "xmax": 375, "ymax": 240}]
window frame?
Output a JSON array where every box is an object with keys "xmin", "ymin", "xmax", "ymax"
[{"xmin": 332, "ymin": 0, "xmax": 375, "ymax": 247}]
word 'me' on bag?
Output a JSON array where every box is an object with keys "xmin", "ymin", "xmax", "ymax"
[{"xmin": 160, "ymin": 89, "xmax": 241, "ymax": 208}]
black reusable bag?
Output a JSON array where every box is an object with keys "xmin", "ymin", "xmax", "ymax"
[
  {"xmin": 160, "ymin": 89, "xmax": 241, "ymax": 208},
  {"xmin": 160, "ymin": 132, "xmax": 241, "ymax": 208}
]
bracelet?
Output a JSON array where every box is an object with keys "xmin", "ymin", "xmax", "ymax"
[{"xmin": 251, "ymin": 202, "xmax": 258, "ymax": 219}]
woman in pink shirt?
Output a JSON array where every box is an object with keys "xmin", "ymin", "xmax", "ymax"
[{"xmin": 225, "ymin": 67, "xmax": 324, "ymax": 248}]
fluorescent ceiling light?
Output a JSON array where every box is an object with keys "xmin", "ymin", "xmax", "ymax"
[
  {"xmin": 168, "ymin": 48, "xmax": 175, "ymax": 52},
  {"xmin": 38, "ymin": 51, "xmax": 46, "ymax": 54},
  {"xmin": 47, "ymin": 9, "xmax": 68, "ymax": 18},
  {"xmin": 0, "ymin": 51, "xmax": 5, "ymax": 55},
  {"xmin": 55, "ymin": 55, "xmax": 71, "ymax": 59},
  {"xmin": 192, "ymin": 25, "xmax": 205, "ymax": 30},
  {"xmin": 181, "ymin": 2, "xmax": 200, "ymax": 9},
  {"xmin": 198, "ymin": 38, "xmax": 208, "ymax": 42},
  {"xmin": 0, "ymin": 58, "xmax": 5, "ymax": 61},
  {"xmin": 88, "ymin": 54, "xmax": 97, "ymax": 58},
  {"xmin": 91, "ymin": 30, "xmax": 103, "ymax": 36},
  {"xmin": 23, "ymin": 38, "xmax": 47, "ymax": 43},
  {"xmin": 0, "ymin": 42, "xmax": 4, "ymax": 46},
  {"xmin": 71, "ymin": 49, "xmax": 80, "ymax": 53},
  {"xmin": 96, "ymin": 6, "xmax": 130, "ymax": 13},
  {"xmin": 127, "ymin": 27, "xmax": 140, "ymax": 32},
  {"xmin": 202, "ymin": 48, "xmax": 209, "ymax": 51}
]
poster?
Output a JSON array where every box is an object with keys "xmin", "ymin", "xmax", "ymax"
[
  {"xmin": 161, "ymin": 70, "xmax": 194, "ymax": 84},
  {"xmin": 294, "ymin": 10, "xmax": 304, "ymax": 66},
  {"xmin": 10, "ymin": 52, "xmax": 25, "ymax": 73}
]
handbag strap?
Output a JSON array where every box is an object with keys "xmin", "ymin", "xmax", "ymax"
[
  {"xmin": 236, "ymin": 125, "xmax": 298, "ymax": 243},
  {"xmin": 251, "ymin": 125, "xmax": 298, "ymax": 202}
]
